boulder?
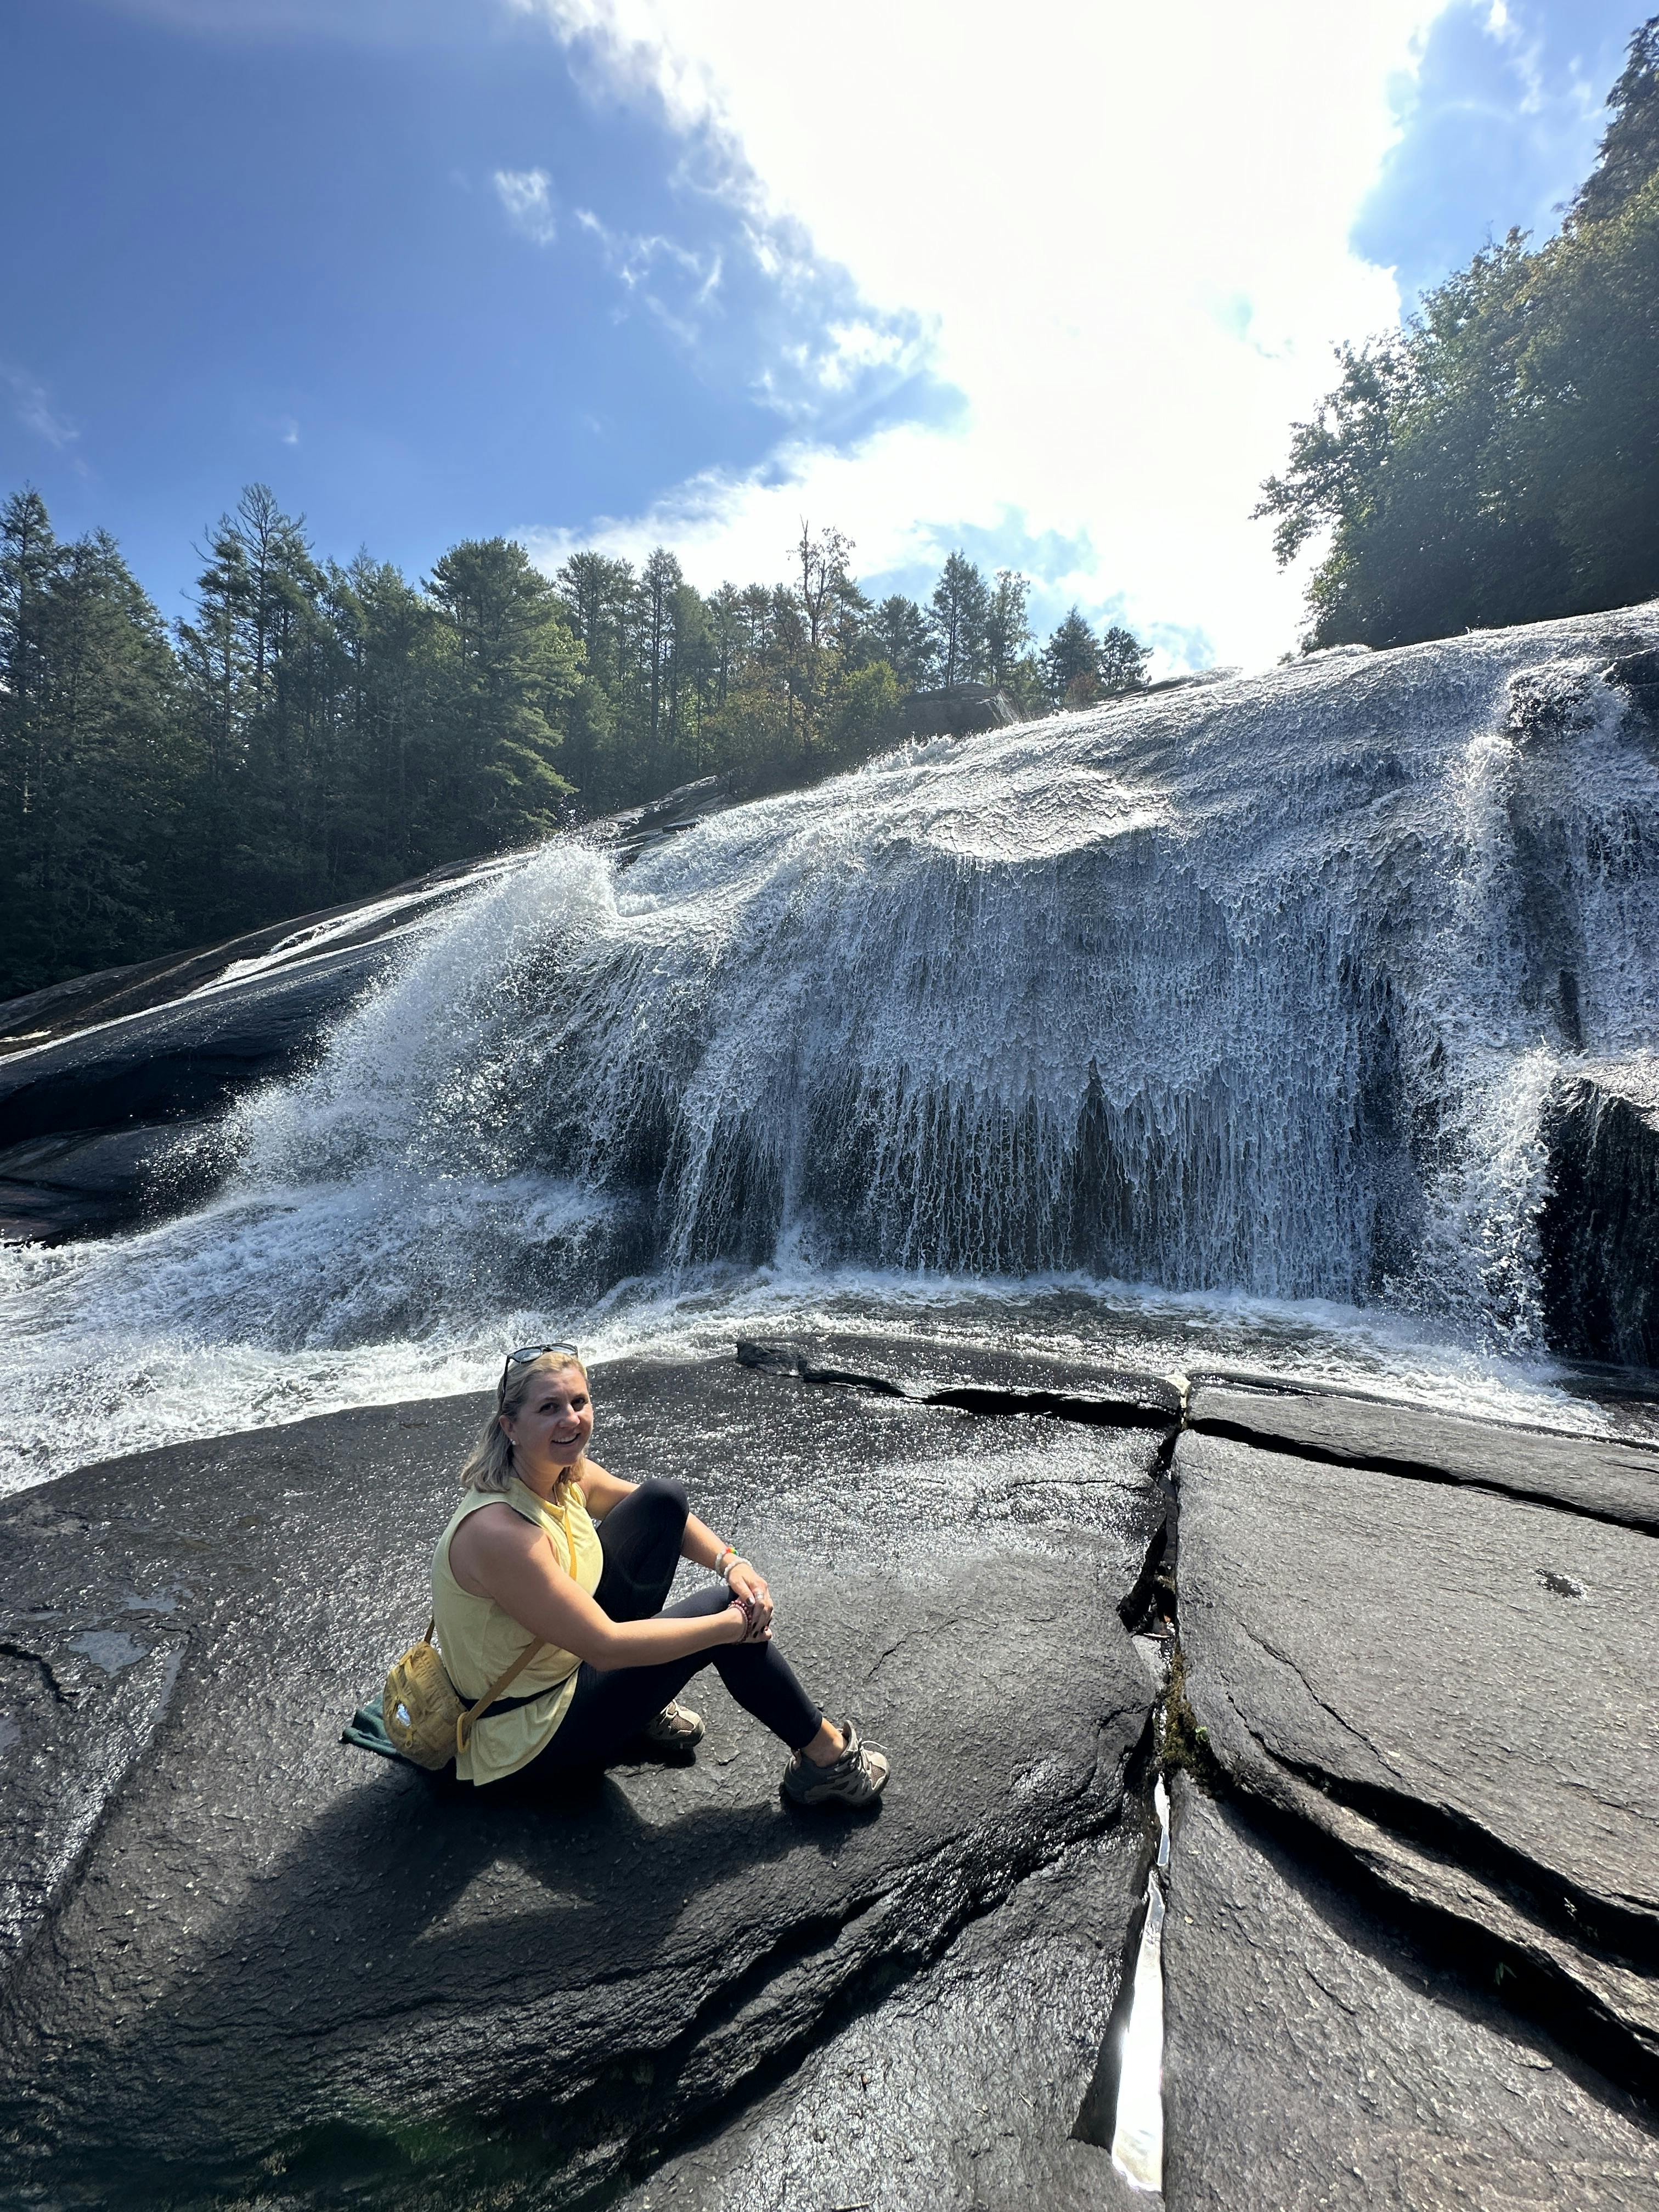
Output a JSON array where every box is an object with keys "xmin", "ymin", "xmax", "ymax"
[
  {"xmin": 898, "ymin": 683, "xmax": 1020, "ymax": 740},
  {"xmin": 1175, "ymin": 1429, "xmax": 1659, "ymax": 2090},
  {"xmin": 606, "ymin": 775, "xmax": 739, "ymax": 861},
  {"xmin": 1539, "ymin": 1058, "xmax": 1659, "ymax": 1370},
  {"xmin": 0, "ymin": 1352, "xmax": 1164, "ymax": 2208},
  {"xmin": 1185, "ymin": 1378, "xmax": 1659, "ymax": 1531},
  {"xmin": 1162, "ymin": 1779, "xmax": 1659, "ymax": 2210}
]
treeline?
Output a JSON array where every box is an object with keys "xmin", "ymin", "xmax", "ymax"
[
  {"xmin": 0, "ymin": 492, "xmax": 1148, "ymax": 1002},
  {"xmin": 1260, "ymin": 16, "xmax": 1659, "ymax": 650}
]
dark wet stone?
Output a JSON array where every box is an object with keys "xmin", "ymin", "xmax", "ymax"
[
  {"xmin": 0, "ymin": 854, "xmax": 500, "ymax": 1069},
  {"xmin": 623, "ymin": 1827, "xmax": 1155, "ymax": 2212},
  {"xmin": 898, "ymin": 682, "xmax": 1020, "ymax": 740},
  {"xmin": 605, "ymin": 775, "xmax": 741, "ymax": 860},
  {"xmin": 738, "ymin": 1332, "xmax": 1182, "ymax": 1429},
  {"xmin": 0, "ymin": 935, "xmax": 407, "ymax": 1150},
  {"xmin": 1162, "ymin": 1779, "xmax": 1659, "ymax": 2211},
  {"xmin": 1175, "ymin": 1430, "xmax": 1659, "ymax": 2086},
  {"xmin": 1540, "ymin": 1058, "xmax": 1659, "ymax": 1371},
  {"xmin": 0, "ymin": 1353, "xmax": 1163, "ymax": 2208},
  {"xmin": 1185, "ymin": 1379, "xmax": 1659, "ymax": 1532},
  {"xmin": 0, "ymin": 1122, "xmax": 215, "ymax": 1244}
]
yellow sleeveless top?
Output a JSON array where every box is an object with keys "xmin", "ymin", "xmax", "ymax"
[{"xmin": 431, "ymin": 1472, "xmax": 604, "ymax": 1785}]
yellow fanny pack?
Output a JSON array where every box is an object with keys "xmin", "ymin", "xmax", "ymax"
[{"xmin": 381, "ymin": 1617, "xmax": 546, "ymax": 1769}]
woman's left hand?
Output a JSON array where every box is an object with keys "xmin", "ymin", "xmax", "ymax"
[{"xmin": 726, "ymin": 1559, "xmax": 772, "ymax": 1632}]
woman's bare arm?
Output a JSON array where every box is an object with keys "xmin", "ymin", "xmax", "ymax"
[{"xmin": 449, "ymin": 1504, "xmax": 759, "ymax": 1669}]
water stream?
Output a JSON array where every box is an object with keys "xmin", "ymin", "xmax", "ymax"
[{"xmin": 4, "ymin": 616, "xmax": 1659, "ymax": 1490}]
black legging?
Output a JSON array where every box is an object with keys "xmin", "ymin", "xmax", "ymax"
[{"xmin": 524, "ymin": 1479, "xmax": 821, "ymax": 1775}]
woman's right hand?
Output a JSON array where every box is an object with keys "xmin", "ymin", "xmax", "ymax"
[{"xmin": 722, "ymin": 1593, "xmax": 771, "ymax": 1645}]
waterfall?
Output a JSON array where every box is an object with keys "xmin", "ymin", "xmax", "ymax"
[
  {"xmin": 224, "ymin": 617, "xmax": 1659, "ymax": 1326},
  {"xmin": 4, "ymin": 610, "xmax": 1658, "ymax": 1483}
]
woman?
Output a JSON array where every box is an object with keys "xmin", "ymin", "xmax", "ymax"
[{"xmin": 432, "ymin": 1345, "xmax": 889, "ymax": 1808}]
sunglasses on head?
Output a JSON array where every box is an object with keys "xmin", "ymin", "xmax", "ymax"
[{"xmin": 499, "ymin": 1342, "xmax": 582, "ymax": 1397}]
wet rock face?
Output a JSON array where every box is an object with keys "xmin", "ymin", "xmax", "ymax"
[
  {"xmin": 1540, "ymin": 1059, "xmax": 1659, "ymax": 1370},
  {"xmin": 1186, "ymin": 1377, "xmax": 1659, "ymax": 1530},
  {"xmin": 0, "ymin": 782, "xmax": 743, "ymax": 1246},
  {"xmin": 1163, "ymin": 1780, "xmax": 1659, "ymax": 2212},
  {"xmin": 624, "ymin": 1828, "xmax": 1155, "ymax": 2212},
  {"xmin": 0, "ymin": 1350, "xmax": 1167, "ymax": 2209},
  {"xmin": 1175, "ymin": 1425, "xmax": 1659, "ymax": 2096}
]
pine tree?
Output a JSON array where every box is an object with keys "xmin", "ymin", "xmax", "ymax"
[
  {"xmin": 928, "ymin": 551, "xmax": 990, "ymax": 687},
  {"xmin": 0, "ymin": 496, "xmax": 183, "ymax": 994},
  {"xmin": 984, "ymin": 569, "xmax": 1031, "ymax": 685},
  {"xmin": 426, "ymin": 538, "xmax": 580, "ymax": 856},
  {"xmin": 871, "ymin": 595, "xmax": 934, "ymax": 691},
  {"xmin": 1098, "ymin": 624, "xmax": 1150, "ymax": 694},
  {"xmin": 1573, "ymin": 15, "xmax": 1659, "ymax": 224},
  {"xmin": 1042, "ymin": 608, "xmax": 1101, "ymax": 706}
]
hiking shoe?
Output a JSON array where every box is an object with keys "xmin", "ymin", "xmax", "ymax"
[
  {"xmin": 642, "ymin": 1699, "xmax": 705, "ymax": 1748},
  {"xmin": 781, "ymin": 1719, "xmax": 889, "ymax": 1808}
]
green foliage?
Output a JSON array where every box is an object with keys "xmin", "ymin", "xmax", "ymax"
[
  {"xmin": 0, "ymin": 492, "xmax": 1149, "ymax": 999},
  {"xmin": 1260, "ymin": 16, "xmax": 1659, "ymax": 648},
  {"xmin": 1040, "ymin": 606, "xmax": 1149, "ymax": 706},
  {"xmin": 0, "ymin": 492, "xmax": 185, "ymax": 994}
]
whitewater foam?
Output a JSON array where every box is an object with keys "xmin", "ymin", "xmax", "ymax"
[{"xmin": 5, "ymin": 612, "xmax": 1659, "ymax": 1487}]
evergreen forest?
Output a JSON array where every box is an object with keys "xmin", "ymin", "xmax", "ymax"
[
  {"xmin": 8, "ymin": 18, "xmax": 1659, "ymax": 1003},
  {"xmin": 1260, "ymin": 16, "xmax": 1659, "ymax": 649},
  {"xmin": 0, "ymin": 492, "xmax": 1149, "ymax": 1004}
]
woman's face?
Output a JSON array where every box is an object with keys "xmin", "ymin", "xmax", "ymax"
[{"xmin": 500, "ymin": 1360, "xmax": 593, "ymax": 1477}]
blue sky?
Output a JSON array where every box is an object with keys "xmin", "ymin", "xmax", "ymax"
[{"xmin": 0, "ymin": 0, "xmax": 1645, "ymax": 667}]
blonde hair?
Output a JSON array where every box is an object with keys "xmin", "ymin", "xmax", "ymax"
[{"xmin": 460, "ymin": 1351, "xmax": 588, "ymax": 1497}]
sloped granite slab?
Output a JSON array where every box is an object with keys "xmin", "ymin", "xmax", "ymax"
[
  {"xmin": 1185, "ymin": 1380, "xmax": 1659, "ymax": 1531},
  {"xmin": 1162, "ymin": 1780, "xmax": 1659, "ymax": 2210},
  {"xmin": 1175, "ymin": 1429, "xmax": 1659, "ymax": 2087},
  {"xmin": 0, "ymin": 1353, "xmax": 1163, "ymax": 2209},
  {"xmin": 623, "ymin": 1826, "xmax": 1155, "ymax": 2212}
]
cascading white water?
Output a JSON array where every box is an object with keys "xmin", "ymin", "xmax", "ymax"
[{"xmin": 4, "ymin": 612, "xmax": 1658, "ymax": 1483}]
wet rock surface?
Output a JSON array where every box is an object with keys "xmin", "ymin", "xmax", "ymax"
[
  {"xmin": 0, "ymin": 780, "xmax": 747, "ymax": 1246},
  {"xmin": 1162, "ymin": 1779, "xmax": 1659, "ymax": 2211},
  {"xmin": 0, "ymin": 1350, "xmax": 1165, "ymax": 2208},
  {"xmin": 1186, "ymin": 1378, "xmax": 1659, "ymax": 1530},
  {"xmin": 623, "ymin": 1827, "xmax": 1154, "ymax": 2212},
  {"xmin": 1541, "ymin": 1058, "xmax": 1659, "ymax": 1371},
  {"xmin": 738, "ymin": 1333, "xmax": 1181, "ymax": 1429},
  {"xmin": 1175, "ymin": 1427, "xmax": 1659, "ymax": 2091}
]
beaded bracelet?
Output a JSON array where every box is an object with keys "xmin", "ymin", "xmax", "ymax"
[{"xmin": 715, "ymin": 1543, "xmax": 738, "ymax": 1579}]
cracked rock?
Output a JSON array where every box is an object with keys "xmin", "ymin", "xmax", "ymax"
[
  {"xmin": 0, "ymin": 1351, "xmax": 1164, "ymax": 2209},
  {"xmin": 1163, "ymin": 1778, "xmax": 1659, "ymax": 2210},
  {"xmin": 1175, "ymin": 1430, "xmax": 1659, "ymax": 2085},
  {"xmin": 624, "ymin": 1826, "xmax": 1156, "ymax": 2212},
  {"xmin": 1185, "ymin": 1380, "xmax": 1659, "ymax": 1532}
]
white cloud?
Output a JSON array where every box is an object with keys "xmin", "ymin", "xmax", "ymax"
[
  {"xmin": 512, "ymin": 0, "xmax": 1455, "ymax": 668},
  {"xmin": 493, "ymin": 165, "xmax": 558, "ymax": 245},
  {"xmin": 4, "ymin": 365, "xmax": 80, "ymax": 450}
]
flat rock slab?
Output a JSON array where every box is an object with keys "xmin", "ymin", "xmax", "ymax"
[
  {"xmin": 1163, "ymin": 1780, "xmax": 1659, "ymax": 2211},
  {"xmin": 625, "ymin": 1826, "xmax": 1155, "ymax": 2212},
  {"xmin": 737, "ymin": 1331, "xmax": 1181, "ymax": 1427},
  {"xmin": 1186, "ymin": 1381, "xmax": 1659, "ymax": 1532},
  {"xmin": 0, "ymin": 1354, "xmax": 1163, "ymax": 2209},
  {"xmin": 1175, "ymin": 1430, "xmax": 1659, "ymax": 2082}
]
